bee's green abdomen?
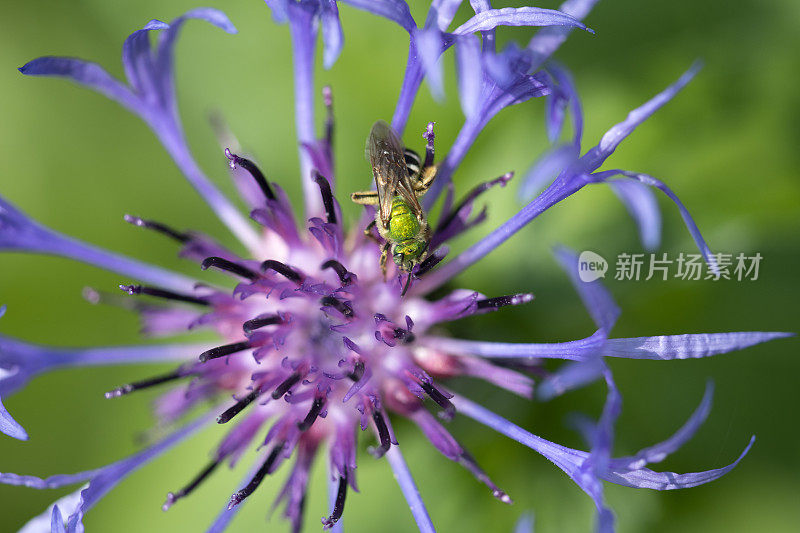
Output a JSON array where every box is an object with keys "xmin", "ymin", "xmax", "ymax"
[{"xmin": 388, "ymin": 197, "xmax": 420, "ymax": 241}]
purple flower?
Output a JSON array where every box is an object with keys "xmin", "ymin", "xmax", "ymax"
[{"xmin": 0, "ymin": 4, "xmax": 791, "ymax": 533}]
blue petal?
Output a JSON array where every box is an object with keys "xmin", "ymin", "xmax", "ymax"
[
  {"xmin": 18, "ymin": 10, "xmax": 258, "ymax": 251},
  {"xmin": 595, "ymin": 62, "xmax": 701, "ymax": 167},
  {"xmin": 601, "ymin": 436, "xmax": 756, "ymax": 490},
  {"xmin": 590, "ymin": 371, "xmax": 622, "ymax": 471},
  {"xmin": 0, "ymin": 330, "xmax": 211, "ymax": 399},
  {"xmin": 263, "ymin": 0, "xmax": 289, "ymax": 23},
  {"xmin": 384, "ymin": 446, "xmax": 436, "ymax": 533},
  {"xmin": 537, "ymin": 358, "xmax": 604, "ymax": 400},
  {"xmin": 457, "ymin": 394, "xmax": 754, "ymax": 527},
  {"xmin": 2, "ymin": 414, "xmax": 212, "ymax": 532},
  {"xmin": 18, "ymin": 490, "xmax": 84, "ymax": 533},
  {"xmin": 545, "ymin": 89, "xmax": 567, "ymax": 143},
  {"xmin": 601, "ymin": 332, "xmax": 793, "ymax": 360},
  {"xmin": 423, "ymin": 330, "xmax": 604, "ymax": 361},
  {"xmin": 0, "ymin": 394, "xmax": 28, "ymax": 441},
  {"xmin": 611, "ymin": 382, "xmax": 713, "ymax": 470},
  {"xmin": 578, "ymin": 370, "xmax": 620, "ymax": 532},
  {"xmin": 122, "ymin": 20, "xmax": 168, "ymax": 98},
  {"xmin": 180, "ymin": 7, "xmax": 238, "ymax": 33},
  {"xmin": 455, "ymin": 34, "xmax": 483, "ymax": 119},
  {"xmin": 513, "ymin": 513, "xmax": 535, "ymax": 533},
  {"xmin": 416, "ymin": 27, "xmax": 446, "ymax": 101},
  {"xmin": 590, "ymin": 169, "xmax": 717, "ymax": 272},
  {"xmin": 422, "ymin": 65, "xmax": 552, "ymax": 212},
  {"xmin": 154, "ymin": 8, "xmax": 238, "ymax": 109},
  {"xmin": 546, "ymin": 62, "xmax": 583, "ymax": 145},
  {"xmin": 553, "ymin": 246, "xmax": 620, "ymax": 333},
  {"xmin": 320, "ymin": 1, "xmax": 344, "ymax": 69},
  {"xmin": 0, "ymin": 195, "xmax": 199, "ymax": 292},
  {"xmin": 518, "ymin": 143, "xmax": 580, "ymax": 202},
  {"xmin": 481, "ymin": 41, "xmax": 525, "ymax": 88},
  {"xmin": 453, "ymin": 7, "xmax": 591, "ymax": 35},
  {"xmin": 561, "ymin": 62, "xmax": 700, "ymax": 184},
  {"xmin": 423, "ymin": 0, "xmax": 464, "ymax": 31},
  {"xmin": 18, "ymin": 57, "xmax": 141, "ymax": 115},
  {"xmin": 527, "ymin": 0, "xmax": 600, "ymax": 63},
  {"xmin": 482, "ymin": 73, "xmax": 551, "ymax": 120},
  {"xmin": 340, "ymin": 0, "xmax": 416, "ymax": 33},
  {"xmin": 607, "ymin": 179, "xmax": 661, "ymax": 250},
  {"xmin": 416, "ymin": 174, "xmax": 582, "ymax": 294},
  {"xmin": 50, "ymin": 506, "xmax": 67, "ymax": 533},
  {"xmin": 421, "ymin": 66, "xmax": 699, "ymax": 291}
]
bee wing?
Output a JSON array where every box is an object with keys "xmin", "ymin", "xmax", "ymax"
[
  {"xmin": 368, "ymin": 121, "xmax": 406, "ymax": 227},
  {"xmin": 367, "ymin": 121, "xmax": 423, "ymax": 227},
  {"xmin": 394, "ymin": 170, "xmax": 424, "ymax": 218}
]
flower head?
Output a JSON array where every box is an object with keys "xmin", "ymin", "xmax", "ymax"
[{"xmin": 0, "ymin": 3, "xmax": 791, "ymax": 533}]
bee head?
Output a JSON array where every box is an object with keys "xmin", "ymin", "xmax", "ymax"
[{"xmin": 392, "ymin": 240, "xmax": 427, "ymax": 271}]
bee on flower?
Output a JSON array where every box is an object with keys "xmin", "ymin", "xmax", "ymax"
[{"xmin": 0, "ymin": 2, "xmax": 790, "ymax": 533}]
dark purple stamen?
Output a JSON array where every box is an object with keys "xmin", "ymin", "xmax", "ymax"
[
  {"xmin": 261, "ymin": 260, "xmax": 303, "ymax": 283},
  {"xmin": 458, "ymin": 450, "xmax": 513, "ymax": 504},
  {"xmin": 348, "ymin": 360, "xmax": 365, "ymax": 382},
  {"xmin": 243, "ymin": 314, "xmax": 282, "ymax": 334},
  {"xmin": 368, "ymin": 410, "xmax": 392, "ymax": 458},
  {"xmin": 162, "ymin": 459, "xmax": 221, "ymax": 511},
  {"xmin": 312, "ymin": 172, "xmax": 337, "ymax": 225},
  {"xmin": 393, "ymin": 328, "xmax": 416, "ymax": 344},
  {"xmin": 217, "ymin": 386, "xmax": 264, "ymax": 424},
  {"xmin": 224, "ymin": 148, "xmax": 276, "ymax": 201},
  {"xmin": 119, "ymin": 284, "xmax": 209, "ymax": 306},
  {"xmin": 104, "ymin": 367, "xmax": 188, "ymax": 398},
  {"xmin": 297, "ymin": 396, "xmax": 326, "ymax": 431},
  {"xmin": 228, "ymin": 441, "xmax": 285, "ymax": 509},
  {"xmin": 415, "ymin": 248, "xmax": 446, "ymax": 277},
  {"xmin": 321, "ymin": 259, "xmax": 354, "ymax": 285},
  {"xmin": 199, "ymin": 341, "xmax": 251, "ymax": 363},
  {"xmin": 201, "ymin": 256, "xmax": 260, "ymax": 281},
  {"xmin": 272, "ymin": 372, "xmax": 302, "ymax": 399},
  {"xmin": 320, "ymin": 296, "xmax": 353, "ymax": 318},
  {"xmin": 436, "ymin": 172, "xmax": 513, "ymax": 234},
  {"xmin": 322, "ymin": 473, "xmax": 348, "ymax": 528},
  {"xmin": 419, "ymin": 381, "xmax": 456, "ymax": 420},
  {"xmin": 323, "ymin": 85, "xmax": 334, "ymax": 148},
  {"xmin": 422, "ymin": 121, "xmax": 435, "ymax": 170},
  {"xmin": 123, "ymin": 215, "xmax": 189, "ymax": 243},
  {"xmin": 475, "ymin": 293, "xmax": 534, "ymax": 310}
]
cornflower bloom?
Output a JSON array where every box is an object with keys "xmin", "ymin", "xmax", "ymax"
[{"xmin": 0, "ymin": 2, "xmax": 790, "ymax": 532}]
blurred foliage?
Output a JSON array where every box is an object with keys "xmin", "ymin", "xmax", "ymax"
[{"xmin": 0, "ymin": 0, "xmax": 798, "ymax": 531}]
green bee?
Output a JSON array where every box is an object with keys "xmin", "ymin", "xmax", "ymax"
[{"xmin": 351, "ymin": 120, "xmax": 437, "ymax": 281}]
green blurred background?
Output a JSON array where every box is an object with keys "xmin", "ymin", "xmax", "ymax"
[{"xmin": 1, "ymin": 0, "xmax": 798, "ymax": 531}]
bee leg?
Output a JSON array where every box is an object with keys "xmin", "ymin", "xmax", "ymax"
[
  {"xmin": 412, "ymin": 121, "xmax": 437, "ymax": 198},
  {"xmin": 363, "ymin": 219, "xmax": 383, "ymax": 247},
  {"xmin": 351, "ymin": 191, "xmax": 379, "ymax": 205},
  {"xmin": 413, "ymin": 164, "xmax": 438, "ymax": 197},
  {"xmin": 380, "ymin": 243, "xmax": 390, "ymax": 279}
]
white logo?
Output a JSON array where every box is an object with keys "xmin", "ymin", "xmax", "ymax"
[{"xmin": 578, "ymin": 251, "xmax": 608, "ymax": 282}]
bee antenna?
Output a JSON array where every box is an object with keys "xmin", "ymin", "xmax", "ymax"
[{"xmin": 401, "ymin": 272, "xmax": 413, "ymax": 297}]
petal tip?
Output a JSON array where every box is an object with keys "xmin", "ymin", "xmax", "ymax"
[{"xmin": 143, "ymin": 19, "xmax": 170, "ymax": 31}]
